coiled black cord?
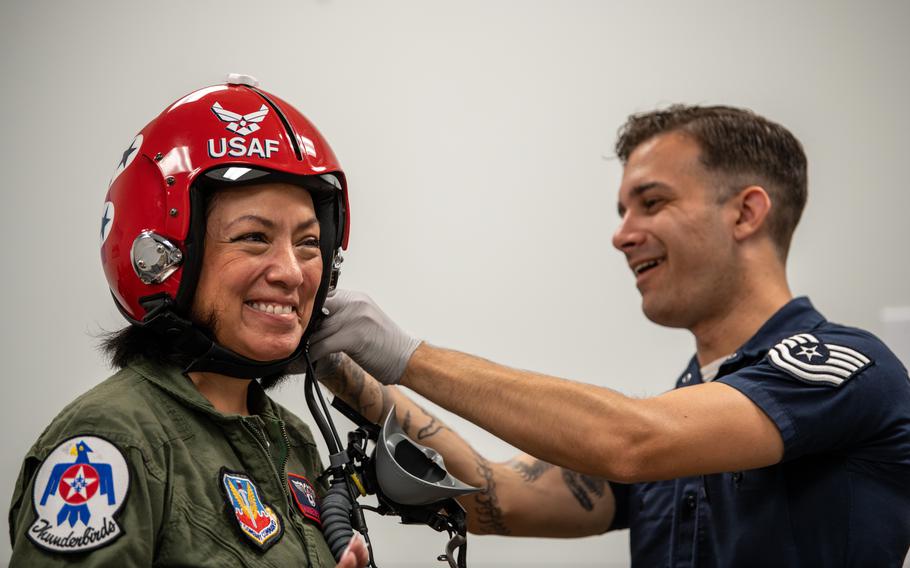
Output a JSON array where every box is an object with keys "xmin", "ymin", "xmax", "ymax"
[{"xmin": 321, "ymin": 477, "xmax": 355, "ymax": 558}]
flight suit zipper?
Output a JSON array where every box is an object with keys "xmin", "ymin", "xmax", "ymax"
[
  {"xmin": 278, "ymin": 421, "xmax": 291, "ymax": 489},
  {"xmin": 242, "ymin": 418, "xmax": 293, "ymax": 506},
  {"xmin": 242, "ymin": 419, "xmax": 281, "ymax": 487}
]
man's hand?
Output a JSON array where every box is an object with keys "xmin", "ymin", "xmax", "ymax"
[{"xmin": 310, "ymin": 290, "xmax": 422, "ymax": 385}]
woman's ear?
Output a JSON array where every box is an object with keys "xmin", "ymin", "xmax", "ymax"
[{"xmin": 732, "ymin": 185, "xmax": 772, "ymax": 242}]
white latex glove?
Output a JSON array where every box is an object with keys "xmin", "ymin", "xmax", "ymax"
[{"xmin": 310, "ymin": 290, "xmax": 421, "ymax": 385}]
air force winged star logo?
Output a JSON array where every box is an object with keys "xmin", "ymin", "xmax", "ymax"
[
  {"xmin": 211, "ymin": 102, "xmax": 269, "ymax": 136},
  {"xmin": 29, "ymin": 436, "xmax": 129, "ymax": 553},
  {"xmin": 768, "ymin": 333, "xmax": 872, "ymax": 387}
]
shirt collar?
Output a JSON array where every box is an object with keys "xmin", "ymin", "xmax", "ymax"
[
  {"xmin": 678, "ymin": 297, "xmax": 826, "ymax": 384},
  {"xmin": 128, "ymin": 356, "xmax": 278, "ymax": 420},
  {"xmin": 725, "ymin": 296, "xmax": 826, "ymax": 364}
]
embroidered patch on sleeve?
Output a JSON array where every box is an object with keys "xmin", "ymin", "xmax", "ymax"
[
  {"xmin": 287, "ymin": 473, "xmax": 321, "ymax": 525},
  {"xmin": 28, "ymin": 435, "xmax": 130, "ymax": 553},
  {"xmin": 767, "ymin": 333, "xmax": 872, "ymax": 387},
  {"xmin": 220, "ymin": 468, "xmax": 283, "ymax": 551}
]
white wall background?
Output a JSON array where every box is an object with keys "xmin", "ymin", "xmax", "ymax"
[{"xmin": 2, "ymin": 1, "xmax": 908, "ymax": 566}]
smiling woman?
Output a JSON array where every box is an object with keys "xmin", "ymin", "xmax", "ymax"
[
  {"xmin": 194, "ymin": 184, "xmax": 324, "ymax": 365},
  {"xmin": 8, "ymin": 80, "xmax": 368, "ymax": 567}
]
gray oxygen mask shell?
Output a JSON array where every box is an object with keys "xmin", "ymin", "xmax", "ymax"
[{"xmin": 375, "ymin": 407, "xmax": 480, "ymax": 506}]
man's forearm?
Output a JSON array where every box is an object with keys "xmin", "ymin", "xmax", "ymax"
[
  {"xmin": 317, "ymin": 355, "xmax": 514, "ymax": 534},
  {"xmin": 318, "ymin": 355, "xmax": 616, "ymax": 536},
  {"xmin": 400, "ymin": 343, "xmax": 786, "ymax": 481},
  {"xmin": 400, "ymin": 343, "xmax": 655, "ymax": 480},
  {"xmin": 312, "ymin": 291, "xmax": 784, "ymax": 481}
]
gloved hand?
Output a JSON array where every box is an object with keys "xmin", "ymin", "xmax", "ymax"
[{"xmin": 309, "ymin": 290, "xmax": 422, "ymax": 385}]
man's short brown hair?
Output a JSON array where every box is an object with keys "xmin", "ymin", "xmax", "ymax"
[{"xmin": 615, "ymin": 105, "xmax": 808, "ymax": 259}]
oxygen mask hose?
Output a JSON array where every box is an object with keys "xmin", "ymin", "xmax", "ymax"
[{"xmin": 321, "ymin": 477, "xmax": 354, "ymax": 558}]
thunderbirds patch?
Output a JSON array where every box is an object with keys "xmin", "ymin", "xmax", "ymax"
[
  {"xmin": 29, "ymin": 436, "xmax": 129, "ymax": 553},
  {"xmin": 768, "ymin": 333, "xmax": 871, "ymax": 387},
  {"xmin": 287, "ymin": 473, "xmax": 321, "ymax": 524},
  {"xmin": 220, "ymin": 469, "xmax": 283, "ymax": 550}
]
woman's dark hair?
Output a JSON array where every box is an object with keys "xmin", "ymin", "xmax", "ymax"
[
  {"xmin": 99, "ymin": 324, "xmax": 288, "ymax": 389},
  {"xmin": 100, "ymin": 324, "xmax": 194, "ymax": 371}
]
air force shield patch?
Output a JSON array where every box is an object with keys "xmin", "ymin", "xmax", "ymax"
[
  {"xmin": 768, "ymin": 333, "xmax": 872, "ymax": 387},
  {"xmin": 220, "ymin": 469, "xmax": 283, "ymax": 550},
  {"xmin": 29, "ymin": 436, "xmax": 130, "ymax": 553},
  {"xmin": 287, "ymin": 473, "xmax": 321, "ymax": 524}
]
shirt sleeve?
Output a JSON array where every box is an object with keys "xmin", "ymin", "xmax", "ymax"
[{"xmin": 717, "ymin": 331, "xmax": 910, "ymax": 464}]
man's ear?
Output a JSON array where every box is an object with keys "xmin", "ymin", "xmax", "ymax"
[{"xmin": 731, "ymin": 185, "xmax": 772, "ymax": 242}]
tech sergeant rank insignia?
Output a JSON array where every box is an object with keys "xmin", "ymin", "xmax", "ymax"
[
  {"xmin": 29, "ymin": 435, "xmax": 130, "ymax": 553},
  {"xmin": 768, "ymin": 332, "xmax": 872, "ymax": 387}
]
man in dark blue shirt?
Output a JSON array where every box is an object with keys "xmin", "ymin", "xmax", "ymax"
[
  {"xmin": 311, "ymin": 105, "xmax": 910, "ymax": 566},
  {"xmin": 609, "ymin": 296, "xmax": 909, "ymax": 566}
]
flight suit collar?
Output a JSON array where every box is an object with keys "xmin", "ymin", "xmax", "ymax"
[{"xmin": 128, "ymin": 356, "xmax": 279, "ymax": 420}]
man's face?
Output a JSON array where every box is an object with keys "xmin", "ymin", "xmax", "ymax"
[
  {"xmin": 613, "ymin": 132, "xmax": 740, "ymax": 329},
  {"xmin": 192, "ymin": 182, "xmax": 323, "ymax": 362}
]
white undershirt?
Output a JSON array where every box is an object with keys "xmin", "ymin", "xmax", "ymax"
[{"xmin": 700, "ymin": 354, "xmax": 732, "ymax": 382}]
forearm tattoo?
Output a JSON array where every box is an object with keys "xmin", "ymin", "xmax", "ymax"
[
  {"xmin": 561, "ymin": 469, "xmax": 606, "ymax": 512},
  {"xmin": 472, "ymin": 450, "xmax": 510, "ymax": 535},
  {"xmin": 315, "ymin": 353, "xmax": 345, "ymax": 391},
  {"xmin": 379, "ymin": 385, "xmax": 393, "ymax": 422},
  {"xmin": 416, "ymin": 407, "xmax": 446, "ymax": 440},
  {"xmin": 344, "ymin": 362, "xmax": 372, "ymax": 413},
  {"xmin": 319, "ymin": 355, "xmax": 389, "ymax": 422},
  {"xmin": 509, "ymin": 459, "xmax": 553, "ymax": 483},
  {"xmin": 401, "ymin": 409, "xmax": 412, "ymax": 433}
]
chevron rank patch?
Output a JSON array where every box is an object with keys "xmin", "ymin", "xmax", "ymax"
[
  {"xmin": 768, "ymin": 333, "xmax": 872, "ymax": 387},
  {"xmin": 29, "ymin": 436, "xmax": 130, "ymax": 553},
  {"xmin": 220, "ymin": 469, "xmax": 283, "ymax": 550},
  {"xmin": 287, "ymin": 473, "xmax": 320, "ymax": 524}
]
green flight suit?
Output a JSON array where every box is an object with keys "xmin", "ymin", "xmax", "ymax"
[{"xmin": 9, "ymin": 357, "xmax": 337, "ymax": 567}]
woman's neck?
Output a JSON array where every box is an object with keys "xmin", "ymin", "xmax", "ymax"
[{"xmin": 187, "ymin": 371, "xmax": 252, "ymax": 415}]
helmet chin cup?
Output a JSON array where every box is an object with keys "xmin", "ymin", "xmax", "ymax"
[{"xmin": 375, "ymin": 407, "xmax": 479, "ymax": 506}]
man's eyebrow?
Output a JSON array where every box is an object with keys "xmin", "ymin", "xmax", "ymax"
[
  {"xmin": 631, "ymin": 182, "xmax": 663, "ymax": 196},
  {"xmin": 617, "ymin": 182, "xmax": 663, "ymax": 217}
]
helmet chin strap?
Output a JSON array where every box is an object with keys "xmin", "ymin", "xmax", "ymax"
[{"xmin": 138, "ymin": 293, "xmax": 306, "ymax": 380}]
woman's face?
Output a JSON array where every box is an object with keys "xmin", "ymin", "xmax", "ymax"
[{"xmin": 191, "ymin": 182, "xmax": 323, "ymax": 362}]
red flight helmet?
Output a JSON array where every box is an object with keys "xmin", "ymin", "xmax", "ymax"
[{"xmin": 100, "ymin": 75, "xmax": 349, "ymax": 378}]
